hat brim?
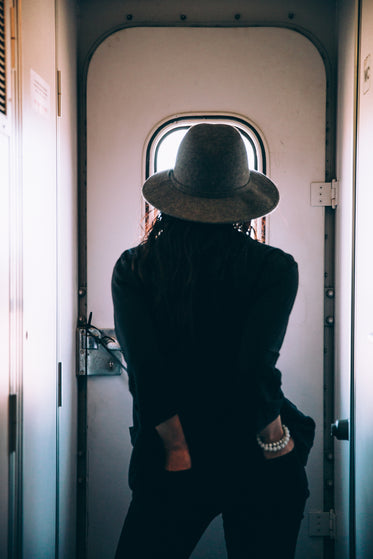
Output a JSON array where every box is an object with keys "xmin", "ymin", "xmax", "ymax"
[{"xmin": 142, "ymin": 169, "xmax": 280, "ymax": 224}]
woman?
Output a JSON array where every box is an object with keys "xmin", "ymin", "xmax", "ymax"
[{"xmin": 112, "ymin": 124, "xmax": 315, "ymax": 558}]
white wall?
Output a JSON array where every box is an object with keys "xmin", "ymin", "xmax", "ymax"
[
  {"xmin": 55, "ymin": 0, "xmax": 78, "ymax": 556},
  {"xmin": 0, "ymin": 1, "xmax": 78, "ymax": 557},
  {"xmin": 21, "ymin": 2, "xmax": 58, "ymax": 553}
]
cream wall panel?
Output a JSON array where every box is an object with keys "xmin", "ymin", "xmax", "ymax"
[{"xmin": 21, "ymin": 0, "xmax": 57, "ymax": 555}]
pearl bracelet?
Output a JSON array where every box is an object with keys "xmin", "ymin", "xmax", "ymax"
[{"xmin": 256, "ymin": 425, "xmax": 291, "ymax": 452}]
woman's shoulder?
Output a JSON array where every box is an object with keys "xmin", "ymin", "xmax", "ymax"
[
  {"xmin": 112, "ymin": 245, "xmax": 143, "ymax": 284},
  {"xmin": 247, "ymin": 238, "xmax": 298, "ymax": 283},
  {"xmin": 249, "ymin": 237, "xmax": 296, "ymax": 265},
  {"xmin": 115, "ymin": 245, "xmax": 141, "ymax": 265}
]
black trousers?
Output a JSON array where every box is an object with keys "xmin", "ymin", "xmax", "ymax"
[{"xmin": 115, "ymin": 448, "xmax": 309, "ymax": 559}]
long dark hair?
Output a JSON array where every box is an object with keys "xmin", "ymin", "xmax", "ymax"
[{"xmin": 134, "ymin": 213, "xmax": 253, "ymax": 333}]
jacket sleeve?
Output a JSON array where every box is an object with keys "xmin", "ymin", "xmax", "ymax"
[
  {"xmin": 238, "ymin": 249, "xmax": 299, "ymax": 432},
  {"xmin": 111, "ymin": 251, "xmax": 179, "ymax": 428}
]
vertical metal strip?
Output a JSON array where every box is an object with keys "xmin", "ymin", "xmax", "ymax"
[
  {"xmin": 349, "ymin": 1, "xmax": 362, "ymax": 557},
  {"xmin": 322, "ymin": 10, "xmax": 338, "ymax": 559},
  {"xmin": 323, "ymin": 204, "xmax": 336, "ymax": 559},
  {"xmin": 77, "ymin": 44, "xmax": 89, "ymax": 556},
  {"xmin": 76, "ymin": 350, "xmax": 88, "ymax": 558}
]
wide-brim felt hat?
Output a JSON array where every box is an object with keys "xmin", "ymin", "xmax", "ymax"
[{"xmin": 142, "ymin": 123, "xmax": 279, "ymax": 224}]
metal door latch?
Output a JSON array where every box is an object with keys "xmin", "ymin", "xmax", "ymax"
[
  {"xmin": 331, "ymin": 418, "xmax": 349, "ymax": 440},
  {"xmin": 77, "ymin": 315, "xmax": 127, "ymax": 376}
]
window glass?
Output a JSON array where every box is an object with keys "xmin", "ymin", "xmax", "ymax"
[{"xmin": 155, "ymin": 127, "xmax": 256, "ymax": 172}]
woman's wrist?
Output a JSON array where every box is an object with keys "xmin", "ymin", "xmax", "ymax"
[
  {"xmin": 258, "ymin": 414, "xmax": 284, "ymax": 443},
  {"xmin": 156, "ymin": 414, "xmax": 189, "ymax": 451},
  {"xmin": 164, "ymin": 448, "xmax": 192, "ymax": 471},
  {"xmin": 257, "ymin": 415, "xmax": 295, "ymax": 459},
  {"xmin": 262, "ymin": 436, "xmax": 294, "ymax": 460}
]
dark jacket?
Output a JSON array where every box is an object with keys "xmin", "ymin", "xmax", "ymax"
[{"xmin": 112, "ymin": 236, "xmax": 314, "ymax": 491}]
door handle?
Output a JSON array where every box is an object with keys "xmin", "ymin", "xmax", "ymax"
[{"xmin": 331, "ymin": 419, "xmax": 349, "ymax": 440}]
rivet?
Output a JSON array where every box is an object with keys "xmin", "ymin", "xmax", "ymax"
[
  {"xmin": 327, "ymin": 453, "xmax": 334, "ymax": 461},
  {"xmin": 234, "ymin": 14, "xmax": 241, "ymax": 20},
  {"xmin": 78, "ymin": 288, "xmax": 86, "ymax": 297},
  {"xmin": 126, "ymin": 14, "xmax": 133, "ymax": 20},
  {"xmin": 327, "ymin": 479, "xmax": 334, "ymax": 488},
  {"xmin": 326, "ymin": 316, "xmax": 334, "ymax": 325},
  {"xmin": 326, "ymin": 288, "xmax": 335, "ymax": 298},
  {"xmin": 288, "ymin": 12, "xmax": 295, "ymax": 20},
  {"xmin": 180, "ymin": 14, "xmax": 187, "ymax": 21}
]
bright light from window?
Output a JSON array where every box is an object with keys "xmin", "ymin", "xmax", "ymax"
[
  {"xmin": 155, "ymin": 127, "xmax": 256, "ymax": 172},
  {"xmin": 155, "ymin": 129, "xmax": 189, "ymax": 172}
]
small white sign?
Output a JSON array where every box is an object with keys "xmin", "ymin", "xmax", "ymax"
[{"xmin": 30, "ymin": 69, "xmax": 50, "ymax": 117}]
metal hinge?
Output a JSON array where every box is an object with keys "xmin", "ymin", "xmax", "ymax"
[
  {"xmin": 309, "ymin": 509, "xmax": 336, "ymax": 539},
  {"xmin": 311, "ymin": 180, "xmax": 338, "ymax": 209},
  {"xmin": 10, "ymin": 6, "xmax": 16, "ymax": 70},
  {"xmin": 9, "ymin": 394, "xmax": 17, "ymax": 453},
  {"xmin": 57, "ymin": 362, "xmax": 62, "ymax": 407},
  {"xmin": 57, "ymin": 70, "xmax": 62, "ymax": 117}
]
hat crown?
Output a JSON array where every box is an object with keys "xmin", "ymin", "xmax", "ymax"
[
  {"xmin": 142, "ymin": 123, "xmax": 279, "ymax": 223},
  {"xmin": 173, "ymin": 124, "xmax": 250, "ymax": 198}
]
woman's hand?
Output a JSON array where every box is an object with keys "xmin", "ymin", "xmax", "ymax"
[
  {"xmin": 258, "ymin": 415, "xmax": 295, "ymax": 460},
  {"xmin": 164, "ymin": 448, "xmax": 192, "ymax": 471},
  {"xmin": 156, "ymin": 414, "xmax": 192, "ymax": 471}
]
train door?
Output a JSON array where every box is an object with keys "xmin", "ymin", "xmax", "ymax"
[{"xmin": 84, "ymin": 27, "xmax": 327, "ymax": 558}]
